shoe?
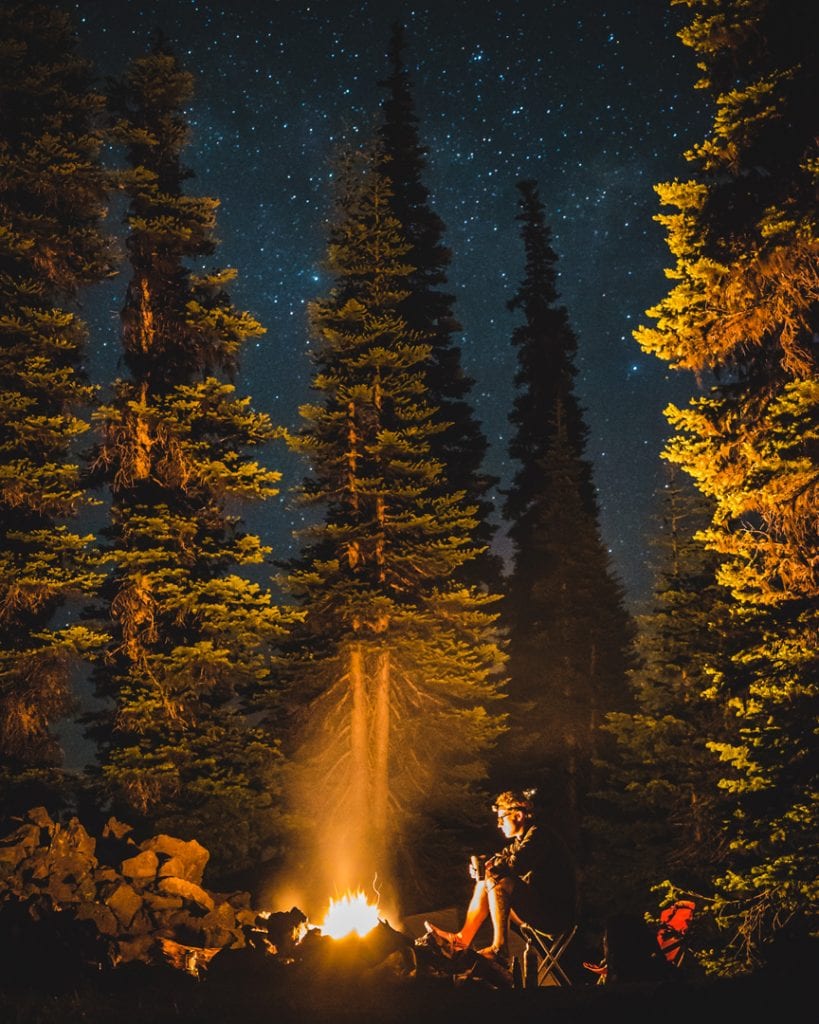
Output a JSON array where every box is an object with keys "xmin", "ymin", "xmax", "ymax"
[
  {"xmin": 423, "ymin": 921, "xmax": 469, "ymax": 956},
  {"xmin": 477, "ymin": 945, "xmax": 512, "ymax": 971}
]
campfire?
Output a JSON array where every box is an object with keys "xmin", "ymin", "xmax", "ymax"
[{"xmin": 315, "ymin": 890, "xmax": 382, "ymax": 939}]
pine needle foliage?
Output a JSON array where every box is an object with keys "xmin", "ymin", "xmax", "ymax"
[
  {"xmin": 635, "ymin": 0, "xmax": 818, "ymax": 973},
  {"xmin": 0, "ymin": 2, "xmax": 113, "ymax": 794},
  {"xmin": 88, "ymin": 42, "xmax": 291, "ymax": 878},
  {"xmin": 377, "ymin": 24, "xmax": 500, "ymax": 588},
  {"xmin": 499, "ymin": 181, "xmax": 633, "ymax": 868},
  {"xmin": 587, "ymin": 469, "xmax": 734, "ymax": 933},
  {"xmin": 282, "ymin": 144, "xmax": 506, "ymax": 915}
]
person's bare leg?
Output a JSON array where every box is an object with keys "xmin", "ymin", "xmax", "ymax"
[
  {"xmin": 424, "ymin": 880, "xmax": 490, "ymax": 948},
  {"xmin": 480, "ymin": 878, "xmax": 513, "ymax": 958}
]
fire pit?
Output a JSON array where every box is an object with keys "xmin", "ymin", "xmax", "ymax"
[{"xmin": 316, "ymin": 890, "xmax": 382, "ymax": 939}]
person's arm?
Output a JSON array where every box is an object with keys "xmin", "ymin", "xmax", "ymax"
[{"xmin": 505, "ymin": 825, "xmax": 542, "ymax": 879}]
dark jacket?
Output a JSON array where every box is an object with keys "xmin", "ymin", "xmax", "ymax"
[{"xmin": 490, "ymin": 823, "xmax": 576, "ymax": 935}]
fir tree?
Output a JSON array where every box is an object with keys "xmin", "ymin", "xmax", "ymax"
[
  {"xmin": 500, "ymin": 181, "xmax": 633, "ymax": 864},
  {"xmin": 89, "ymin": 42, "xmax": 290, "ymax": 878},
  {"xmin": 282, "ymin": 144, "xmax": 506, "ymax": 916},
  {"xmin": 377, "ymin": 24, "xmax": 500, "ymax": 587},
  {"xmin": 587, "ymin": 468, "xmax": 734, "ymax": 930},
  {"xmin": 0, "ymin": 2, "xmax": 112, "ymax": 804},
  {"xmin": 635, "ymin": 0, "xmax": 818, "ymax": 972}
]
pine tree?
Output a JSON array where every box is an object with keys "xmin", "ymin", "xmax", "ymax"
[
  {"xmin": 281, "ymin": 144, "xmax": 506, "ymax": 916},
  {"xmin": 587, "ymin": 468, "xmax": 734, "ymax": 929},
  {"xmin": 0, "ymin": 2, "xmax": 112, "ymax": 804},
  {"xmin": 635, "ymin": 0, "xmax": 818, "ymax": 972},
  {"xmin": 500, "ymin": 181, "xmax": 633, "ymax": 862},
  {"xmin": 377, "ymin": 24, "xmax": 500, "ymax": 588},
  {"xmin": 89, "ymin": 42, "xmax": 290, "ymax": 877}
]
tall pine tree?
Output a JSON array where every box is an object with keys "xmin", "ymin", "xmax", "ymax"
[
  {"xmin": 586, "ymin": 468, "xmax": 734, "ymax": 931},
  {"xmin": 0, "ymin": 2, "xmax": 112, "ymax": 806},
  {"xmin": 500, "ymin": 180, "xmax": 633, "ymax": 869},
  {"xmin": 89, "ymin": 42, "xmax": 290, "ymax": 878},
  {"xmin": 377, "ymin": 24, "xmax": 500, "ymax": 588},
  {"xmin": 281, "ymin": 144, "xmax": 506, "ymax": 916},
  {"xmin": 635, "ymin": 0, "xmax": 818, "ymax": 972}
]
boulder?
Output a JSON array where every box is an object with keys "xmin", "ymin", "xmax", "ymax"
[
  {"xmin": 121, "ymin": 849, "xmax": 159, "ymax": 881},
  {"xmin": 0, "ymin": 822, "xmax": 41, "ymax": 861},
  {"xmin": 25, "ymin": 806, "xmax": 55, "ymax": 830},
  {"xmin": 75, "ymin": 900, "xmax": 120, "ymax": 936},
  {"xmin": 0, "ymin": 806, "xmax": 266, "ymax": 976},
  {"xmin": 52, "ymin": 818, "xmax": 96, "ymax": 861},
  {"xmin": 157, "ymin": 876, "xmax": 214, "ymax": 911},
  {"xmin": 112, "ymin": 933, "xmax": 156, "ymax": 966},
  {"xmin": 144, "ymin": 836, "xmax": 209, "ymax": 884},
  {"xmin": 102, "ymin": 817, "xmax": 133, "ymax": 841},
  {"xmin": 143, "ymin": 891, "xmax": 184, "ymax": 913},
  {"xmin": 106, "ymin": 882, "xmax": 144, "ymax": 929}
]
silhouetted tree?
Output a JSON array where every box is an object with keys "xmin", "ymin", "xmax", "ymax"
[
  {"xmin": 499, "ymin": 181, "xmax": 633, "ymax": 870},
  {"xmin": 377, "ymin": 24, "xmax": 500, "ymax": 588}
]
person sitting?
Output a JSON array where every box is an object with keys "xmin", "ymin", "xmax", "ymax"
[{"xmin": 424, "ymin": 789, "xmax": 576, "ymax": 966}]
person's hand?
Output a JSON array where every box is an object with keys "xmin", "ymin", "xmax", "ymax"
[{"xmin": 469, "ymin": 854, "xmax": 486, "ymax": 880}]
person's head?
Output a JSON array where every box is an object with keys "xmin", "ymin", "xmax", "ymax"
[{"xmin": 492, "ymin": 789, "xmax": 535, "ymax": 838}]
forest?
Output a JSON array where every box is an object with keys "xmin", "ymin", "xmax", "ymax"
[{"xmin": 0, "ymin": 0, "xmax": 816, "ymax": 985}]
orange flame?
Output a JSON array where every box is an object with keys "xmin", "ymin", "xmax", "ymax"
[{"xmin": 318, "ymin": 890, "xmax": 381, "ymax": 939}]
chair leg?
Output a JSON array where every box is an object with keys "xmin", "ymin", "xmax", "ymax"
[{"xmin": 519, "ymin": 923, "xmax": 576, "ymax": 987}]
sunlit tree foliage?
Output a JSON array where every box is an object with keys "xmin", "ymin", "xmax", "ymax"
[{"xmin": 636, "ymin": 0, "xmax": 818, "ymax": 972}]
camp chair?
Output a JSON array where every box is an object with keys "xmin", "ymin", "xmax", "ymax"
[{"xmin": 515, "ymin": 921, "xmax": 577, "ymax": 987}]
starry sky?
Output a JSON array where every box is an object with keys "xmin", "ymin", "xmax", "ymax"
[{"xmin": 66, "ymin": 0, "xmax": 709, "ymax": 608}]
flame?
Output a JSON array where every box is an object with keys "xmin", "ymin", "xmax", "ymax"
[{"xmin": 318, "ymin": 890, "xmax": 381, "ymax": 939}]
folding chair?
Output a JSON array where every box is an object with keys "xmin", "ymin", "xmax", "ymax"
[{"xmin": 516, "ymin": 921, "xmax": 577, "ymax": 987}]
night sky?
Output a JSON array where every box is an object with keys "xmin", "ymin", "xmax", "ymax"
[{"xmin": 67, "ymin": 0, "xmax": 709, "ymax": 608}]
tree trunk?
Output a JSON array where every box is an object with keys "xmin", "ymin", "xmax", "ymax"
[{"xmin": 349, "ymin": 642, "xmax": 369, "ymax": 823}]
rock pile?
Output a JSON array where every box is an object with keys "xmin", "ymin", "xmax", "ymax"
[{"xmin": 0, "ymin": 806, "xmax": 262, "ymax": 973}]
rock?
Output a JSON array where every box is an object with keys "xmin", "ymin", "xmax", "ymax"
[
  {"xmin": 121, "ymin": 849, "xmax": 159, "ymax": 881},
  {"xmin": 106, "ymin": 882, "xmax": 144, "ymax": 929},
  {"xmin": 113, "ymin": 933, "xmax": 156, "ymax": 966},
  {"xmin": 45, "ymin": 877, "xmax": 79, "ymax": 904},
  {"xmin": 200, "ymin": 901, "xmax": 243, "ymax": 948},
  {"xmin": 143, "ymin": 836, "xmax": 209, "ymax": 884},
  {"xmin": 224, "ymin": 890, "xmax": 252, "ymax": 910},
  {"xmin": 25, "ymin": 806, "xmax": 55, "ymax": 830},
  {"xmin": 75, "ymin": 900, "xmax": 120, "ymax": 936},
  {"xmin": 0, "ymin": 822, "xmax": 41, "ymax": 856},
  {"xmin": 143, "ymin": 891, "xmax": 184, "ymax": 913},
  {"xmin": 157, "ymin": 876, "xmax": 215, "ymax": 911},
  {"xmin": 155, "ymin": 855, "xmax": 188, "ymax": 880},
  {"xmin": 93, "ymin": 866, "xmax": 120, "ymax": 884},
  {"xmin": 102, "ymin": 817, "xmax": 133, "ymax": 841},
  {"xmin": 0, "ymin": 806, "xmax": 265, "ymax": 975},
  {"xmin": 54, "ymin": 818, "xmax": 97, "ymax": 861},
  {"xmin": 202, "ymin": 900, "xmax": 236, "ymax": 930}
]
